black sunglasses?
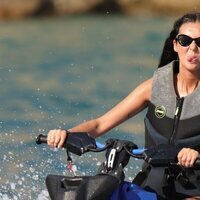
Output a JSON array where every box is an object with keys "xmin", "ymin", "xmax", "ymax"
[{"xmin": 176, "ymin": 34, "xmax": 200, "ymax": 47}]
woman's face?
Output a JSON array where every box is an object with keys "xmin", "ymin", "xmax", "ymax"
[{"xmin": 173, "ymin": 22, "xmax": 200, "ymax": 73}]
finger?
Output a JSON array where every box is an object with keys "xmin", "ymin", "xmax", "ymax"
[
  {"xmin": 179, "ymin": 154, "xmax": 187, "ymax": 166},
  {"xmin": 57, "ymin": 130, "xmax": 67, "ymax": 148},
  {"xmin": 185, "ymin": 158, "xmax": 192, "ymax": 168},
  {"xmin": 177, "ymin": 148, "xmax": 185, "ymax": 161},
  {"xmin": 188, "ymin": 151, "xmax": 199, "ymax": 167},
  {"xmin": 189, "ymin": 157, "xmax": 196, "ymax": 167},
  {"xmin": 47, "ymin": 130, "xmax": 56, "ymax": 147},
  {"xmin": 54, "ymin": 132, "xmax": 61, "ymax": 148}
]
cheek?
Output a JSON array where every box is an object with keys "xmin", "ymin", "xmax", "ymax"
[{"xmin": 176, "ymin": 47, "xmax": 188, "ymax": 59}]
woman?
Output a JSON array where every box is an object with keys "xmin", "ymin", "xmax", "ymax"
[{"xmin": 47, "ymin": 12, "xmax": 200, "ymax": 199}]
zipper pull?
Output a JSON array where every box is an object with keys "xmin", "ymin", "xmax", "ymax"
[
  {"xmin": 175, "ymin": 97, "xmax": 184, "ymax": 117},
  {"xmin": 175, "ymin": 106, "xmax": 179, "ymax": 116}
]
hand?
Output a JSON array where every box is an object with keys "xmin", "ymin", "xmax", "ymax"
[
  {"xmin": 47, "ymin": 129, "xmax": 67, "ymax": 148},
  {"xmin": 177, "ymin": 148, "xmax": 199, "ymax": 168}
]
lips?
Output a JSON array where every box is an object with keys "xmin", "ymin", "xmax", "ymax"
[{"xmin": 187, "ymin": 55, "xmax": 199, "ymax": 63}]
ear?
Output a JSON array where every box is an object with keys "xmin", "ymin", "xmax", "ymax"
[{"xmin": 173, "ymin": 39, "xmax": 178, "ymax": 53}]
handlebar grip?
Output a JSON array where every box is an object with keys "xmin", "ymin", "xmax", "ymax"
[
  {"xmin": 36, "ymin": 134, "xmax": 47, "ymax": 144},
  {"xmin": 132, "ymin": 148, "xmax": 146, "ymax": 155},
  {"xmin": 194, "ymin": 158, "xmax": 200, "ymax": 169}
]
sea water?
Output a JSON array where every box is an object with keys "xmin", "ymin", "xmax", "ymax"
[{"xmin": 0, "ymin": 14, "xmax": 174, "ymax": 199}]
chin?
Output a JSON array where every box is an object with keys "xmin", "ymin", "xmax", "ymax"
[{"xmin": 184, "ymin": 62, "xmax": 200, "ymax": 73}]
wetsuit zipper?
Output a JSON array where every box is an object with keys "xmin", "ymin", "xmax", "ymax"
[{"xmin": 168, "ymin": 97, "xmax": 184, "ymax": 145}]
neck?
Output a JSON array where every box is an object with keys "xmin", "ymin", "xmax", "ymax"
[{"xmin": 176, "ymin": 70, "xmax": 200, "ymax": 97}]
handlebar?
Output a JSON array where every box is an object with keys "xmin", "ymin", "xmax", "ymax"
[
  {"xmin": 36, "ymin": 132, "xmax": 103, "ymax": 155},
  {"xmin": 36, "ymin": 133, "xmax": 200, "ymax": 168},
  {"xmin": 36, "ymin": 133, "xmax": 140, "ymax": 156},
  {"xmin": 36, "ymin": 134, "xmax": 47, "ymax": 144}
]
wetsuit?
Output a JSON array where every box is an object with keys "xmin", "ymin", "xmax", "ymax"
[{"xmin": 141, "ymin": 61, "xmax": 200, "ymax": 199}]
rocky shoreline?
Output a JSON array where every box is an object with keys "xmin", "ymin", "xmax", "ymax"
[{"xmin": 0, "ymin": 0, "xmax": 199, "ymax": 20}]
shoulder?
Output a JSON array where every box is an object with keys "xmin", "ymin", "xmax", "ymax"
[
  {"xmin": 139, "ymin": 78, "xmax": 153, "ymax": 91},
  {"xmin": 133, "ymin": 78, "xmax": 153, "ymax": 102},
  {"xmin": 143, "ymin": 78, "xmax": 153, "ymax": 96},
  {"xmin": 142, "ymin": 78, "xmax": 153, "ymax": 87}
]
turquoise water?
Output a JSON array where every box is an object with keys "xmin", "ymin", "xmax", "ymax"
[{"xmin": 0, "ymin": 15, "xmax": 174, "ymax": 199}]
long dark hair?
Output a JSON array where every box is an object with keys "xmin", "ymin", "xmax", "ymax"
[{"xmin": 158, "ymin": 12, "xmax": 200, "ymax": 68}]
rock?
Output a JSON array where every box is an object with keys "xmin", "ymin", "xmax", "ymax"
[
  {"xmin": 0, "ymin": 0, "xmax": 39, "ymax": 19},
  {"xmin": 0, "ymin": 0, "xmax": 199, "ymax": 20},
  {"xmin": 53, "ymin": 0, "xmax": 101, "ymax": 15},
  {"xmin": 118, "ymin": 0, "xmax": 200, "ymax": 15}
]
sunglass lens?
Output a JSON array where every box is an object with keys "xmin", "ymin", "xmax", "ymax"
[
  {"xmin": 177, "ymin": 35, "xmax": 192, "ymax": 47},
  {"xmin": 195, "ymin": 38, "xmax": 200, "ymax": 47}
]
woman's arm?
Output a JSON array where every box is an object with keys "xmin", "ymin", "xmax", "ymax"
[{"xmin": 47, "ymin": 78, "xmax": 153, "ymax": 148}]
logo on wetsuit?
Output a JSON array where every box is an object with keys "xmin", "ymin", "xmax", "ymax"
[{"xmin": 155, "ymin": 105, "xmax": 166, "ymax": 119}]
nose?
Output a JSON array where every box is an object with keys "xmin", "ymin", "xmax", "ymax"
[{"xmin": 189, "ymin": 40, "xmax": 198, "ymax": 51}]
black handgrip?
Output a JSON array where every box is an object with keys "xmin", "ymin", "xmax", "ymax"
[
  {"xmin": 194, "ymin": 158, "xmax": 200, "ymax": 169},
  {"xmin": 36, "ymin": 134, "xmax": 47, "ymax": 144},
  {"xmin": 35, "ymin": 132, "xmax": 97, "ymax": 156}
]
